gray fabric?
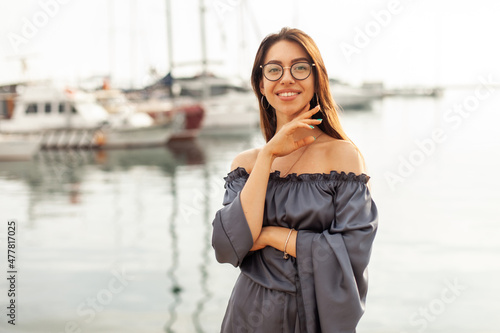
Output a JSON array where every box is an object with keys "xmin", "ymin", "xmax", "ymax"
[{"xmin": 212, "ymin": 167, "xmax": 378, "ymax": 332}]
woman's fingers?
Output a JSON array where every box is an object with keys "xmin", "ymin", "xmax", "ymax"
[
  {"xmin": 283, "ymin": 117, "xmax": 322, "ymax": 133},
  {"xmin": 279, "ymin": 105, "xmax": 322, "ymax": 132},
  {"xmin": 267, "ymin": 105, "xmax": 323, "ymax": 156},
  {"xmin": 294, "ymin": 135, "xmax": 316, "ymax": 149},
  {"xmin": 303, "ymin": 118, "xmax": 323, "ymax": 125},
  {"xmin": 297, "ymin": 105, "xmax": 321, "ymax": 120}
]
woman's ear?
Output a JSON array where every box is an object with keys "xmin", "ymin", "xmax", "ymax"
[{"xmin": 259, "ymin": 80, "xmax": 265, "ymax": 95}]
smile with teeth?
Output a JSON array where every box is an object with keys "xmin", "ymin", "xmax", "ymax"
[{"xmin": 278, "ymin": 92, "xmax": 299, "ymax": 97}]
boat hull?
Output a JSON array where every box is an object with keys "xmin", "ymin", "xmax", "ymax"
[
  {"xmin": 200, "ymin": 93, "xmax": 259, "ymax": 134},
  {"xmin": 0, "ymin": 134, "xmax": 40, "ymax": 161},
  {"xmin": 101, "ymin": 123, "xmax": 175, "ymax": 149}
]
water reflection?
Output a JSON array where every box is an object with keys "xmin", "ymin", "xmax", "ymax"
[
  {"xmin": 164, "ymin": 174, "xmax": 182, "ymax": 333},
  {"xmin": 167, "ymin": 139, "xmax": 206, "ymax": 166},
  {"xmin": 0, "ymin": 138, "xmax": 215, "ymax": 332},
  {"xmin": 192, "ymin": 166, "xmax": 213, "ymax": 333},
  {"xmin": 1, "ymin": 142, "xmax": 205, "ymax": 194},
  {"xmin": 163, "ymin": 152, "xmax": 215, "ymax": 332}
]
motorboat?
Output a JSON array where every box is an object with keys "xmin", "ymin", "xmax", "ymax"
[
  {"xmin": 329, "ymin": 79, "xmax": 375, "ymax": 110},
  {"xmin": 0, "ymin": 133, "xmax": 39, "ymax": 161},
  {"xmin": 124, "ymin": 89, "xmax": 205, "ymax": 140},
  {"xmin": 0, "ymin": 83, "xmax": 183, "ymax": 149},
  {"xmin": 175, "ymin": 74, "xmax": 260, "ymax": 135}
]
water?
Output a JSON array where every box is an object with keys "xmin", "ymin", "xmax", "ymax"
[{"xmin": 1, "ymin": 87, "xmax": 499, "ymax": 333}]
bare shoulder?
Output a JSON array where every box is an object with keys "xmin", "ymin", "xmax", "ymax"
[
  {"xmin": 319, "ymin": 138, "xmax": 366, "ymax": 175},
  {"xmin": 230, "ymin": 148, "xmax": 261, "ymax": 173}
]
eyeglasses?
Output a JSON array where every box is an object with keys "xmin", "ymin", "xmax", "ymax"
[{"xmin": 260, "ymin": 62, "xmax": 315, "ymax": 81}]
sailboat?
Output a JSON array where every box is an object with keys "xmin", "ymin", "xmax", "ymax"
[
  {"xmin": 174, "ymin": 74, "xmax": 259, "ymax": 134},
  {"xmin": 163, "ymin": 0, "xmax": 259, "ymax": 135}
]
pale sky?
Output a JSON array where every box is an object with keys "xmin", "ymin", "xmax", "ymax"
[{"xmin": 1, "ymin": 0, "xmax": 499, "ymax": 88}]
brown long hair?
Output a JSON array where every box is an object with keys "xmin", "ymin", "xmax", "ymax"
[{"xmin": 251, "ymin": 27, "xmax": 350, "ymax": 143}]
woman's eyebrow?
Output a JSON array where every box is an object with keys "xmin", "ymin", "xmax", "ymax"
[
  {"xmin": 291, "ymin": 57, "xmax": 311, "ymax": 63},
  {"xmin": 265, "ymin": 57, "xmax": 311, "ymax": 64}
]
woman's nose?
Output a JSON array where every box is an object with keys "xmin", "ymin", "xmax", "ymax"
[{"xmin": 280, "ymin": 67, "xmax": 295, "ymax": 84}]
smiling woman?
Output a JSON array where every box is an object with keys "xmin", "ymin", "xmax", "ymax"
[
  {"xmin": 212, "ymin": 27, "xmax": 378, "ymax": 332},
  {"xmin": 259, "ymin": 41, "xmax": 317, "ymax": 125}
]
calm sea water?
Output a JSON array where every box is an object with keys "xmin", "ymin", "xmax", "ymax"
[{"xmin": 1, "ymin": 87, "xmax": 499, "ymax": 333}]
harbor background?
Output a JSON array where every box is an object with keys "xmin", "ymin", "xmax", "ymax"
[
  {"xmin": 1, "ymin": 88, "xmax": 499, "ymax": 332},
  {"xmin": 1, "ymin": 0, "xmax": 500, "ymax": 332}
]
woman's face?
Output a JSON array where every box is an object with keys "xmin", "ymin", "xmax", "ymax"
[{"xmin": 260, "ymin": 40, "xmax": 315, "ymax": 118}]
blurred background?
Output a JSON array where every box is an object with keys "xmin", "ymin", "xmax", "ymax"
[{"xmin": 0, "ymin": 0, "xmax": 499, "ymax": 332}]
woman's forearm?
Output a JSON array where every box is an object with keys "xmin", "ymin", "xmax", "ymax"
[
  {"xmin": 240, "ymin": 147, "xmax": 275, "ymax": 242},
  {"xmin": 252, "ymin": 226, "xmax": 297, "ymax": 258}
]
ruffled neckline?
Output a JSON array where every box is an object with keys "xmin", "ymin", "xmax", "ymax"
[{"xmin": 224, "ymin": 167, "xmax": 370, "ymax": 184}]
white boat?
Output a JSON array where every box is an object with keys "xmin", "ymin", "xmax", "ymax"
[
  {"xmin": 0, "ymin": 133, "xmax": 40, "ymax": 161},
  {"xmin": 329, "ymin": 79, "xmax": 375, "ymax": 110},
  {"xmin": 93, "ymin": 87, "xmax": 189, "ymax": 146},
  {"xmin": 176, "ymin": 75, "xmax": 259, "ymax": 134},
  {"xmin": 124, "ymin": 89, "xmax": 205, "ymax": 140},
  {"xmin": 382, "ymin": 86, "xmax": 443, "ymax": 97},
  {"xmin": 360, "ymin": 81, "xmax": 443, "ymax": 98},
  {"xmin": 0, "ymin": 83, "xmax": 182, "ymax": 149},
  {"xmin": 201, "ymin": 90, "xmax": 259, "ymax": 134}
]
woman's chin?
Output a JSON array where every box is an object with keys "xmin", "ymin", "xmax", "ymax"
[{"xmin": 276, "ymin": 103, "xmax": 311, "ymax": 117}]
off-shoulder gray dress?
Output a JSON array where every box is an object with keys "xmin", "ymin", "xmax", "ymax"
[{"xmin": 212, "ymin": 167, "xmax": 378, "ymax": 333}]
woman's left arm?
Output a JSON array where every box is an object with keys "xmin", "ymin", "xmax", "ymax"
[
  {"xmin": 251, "ymin": 226, "xmax": 298, "ymax": 258},
  {"xmin": 250, "ymin": 140, "xmax": 365, "ymax": 258}
]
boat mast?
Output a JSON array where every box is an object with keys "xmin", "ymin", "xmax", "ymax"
[
  {"xmin": 130, "ymin": 0, "xmax": 137, "ymax": 89},
  {"xmin": 166, "ymin": 0, "xmax": 174, "ymax": 74},
  {"xmin": 199, "ymin": 0, "xmax": 209, "ymax": 100},
  {"xmin": 108, "ymin": 0, "xmax": 115, "ymax": 86}
]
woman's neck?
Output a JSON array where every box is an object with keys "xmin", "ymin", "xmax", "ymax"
[
  {"xmin": 275, "ymin": 105, "xmax": 321, "ymax": 140},
  {"xmin": 275, "ymin": 104, "xmax": 311, "ymax": 131}
]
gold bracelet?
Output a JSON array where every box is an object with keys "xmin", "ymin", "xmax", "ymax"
[{"xmin": 283, "ymin": 228, "xmax": 295, "ymax": 259}]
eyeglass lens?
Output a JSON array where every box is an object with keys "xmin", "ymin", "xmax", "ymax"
[{"xmin": 262, "ymin": 63, "xmax": 312, "ymax": 81}]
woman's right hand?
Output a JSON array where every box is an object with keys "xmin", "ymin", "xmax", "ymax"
[
  {"xmin": 239, "ymin": 106, "xmax": 321, "ymax": 243},
  {"xmin": 264, "ymin": 105, "xmax": 322, "ymax": 158}
]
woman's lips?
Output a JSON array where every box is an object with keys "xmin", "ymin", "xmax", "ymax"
[{"xmin": 277, "ymin": 91, "xmax": 300, "ymax": 101}]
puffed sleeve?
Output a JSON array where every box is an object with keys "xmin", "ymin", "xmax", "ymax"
[
  {"xmin": 295, "ymin": 174, "xmax": 378, "ymax": 333},
  {"xmin": 211, "ymin": 169, "xmax": 254, "ymax": 267}
]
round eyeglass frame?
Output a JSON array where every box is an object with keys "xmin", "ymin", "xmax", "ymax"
[{"xmin": 260, "ymin": 62, "xmax": 316, "ymax": 82}]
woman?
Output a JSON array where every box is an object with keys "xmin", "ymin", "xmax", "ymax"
[{"xmin": 212, "ymin": 27, "xmax": 378, "ymax": 332}]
